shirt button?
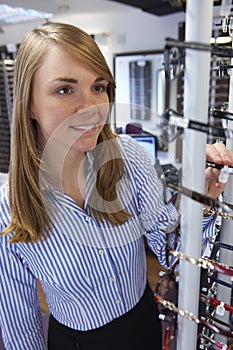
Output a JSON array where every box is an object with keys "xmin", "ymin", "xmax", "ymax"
[
  {"xmin": 98, "ymin": 249, "xmax": 104, "ymax": 255},
  {"xmin": 85, "ymin": 216, "xmax": 91, "ymax": 222},
  {"xmin": 115, "ymin": 299, "xmax": 121, "ymax": 304},
  {"xmin": 109, "ymin": 277, "xmax": 115, "ymax": 283}
]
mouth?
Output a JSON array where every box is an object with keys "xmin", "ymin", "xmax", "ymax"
[
  {"xmin": 70, "ymin": 124, "xmax": 97, "ymax": 131},
  {"xmin": 69, "ymin": 119, "xmax": 105, "ymax": 133}
]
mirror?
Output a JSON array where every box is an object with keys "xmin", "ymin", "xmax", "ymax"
[{"xmin": 113, "ymin": 50, "xmax": 166, "ymax": 135}]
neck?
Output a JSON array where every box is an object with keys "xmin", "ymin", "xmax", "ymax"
[{"xmin": 62, "ymin": 151, "xmax": 87, "ymax": 207}]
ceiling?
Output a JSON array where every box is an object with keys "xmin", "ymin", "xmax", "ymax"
[
  {"xmin": 1, "ymin": 0, "xmax": 224, "ymax": 21},
  {"xmin": 107, "ymin": 0, "xmax": 186, "ymax": 16},
  {"xmin": 106, "ymin": 0, "xmax": 222, "ymax": 16},
  {"xmin": 0, "ymin": 0, "xmax": 139, "ymax": 26}
]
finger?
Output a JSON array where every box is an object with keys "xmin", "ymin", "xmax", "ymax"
[
  {"xmin": 211, "ymin": 143, "xmax": 233, "ymax": 166},
  {"xmin": 205, "ymin": 180, "xmax": 226, "ymax": 198},
  {"xmin": 206, "ymin": 143, "xmax": 222, "ymax": 163},
  {"xmin": 205, "ymin": 167, "xmax": 220, "ymax": 181}
]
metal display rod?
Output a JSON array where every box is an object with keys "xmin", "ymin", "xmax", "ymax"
[
  {"xmin": 177, "ymin": 1, "xmax": 213, "ymax": 349},
  {"xmin": 215, "ymin": 37, "xmax": 233, "ymax": 344}
]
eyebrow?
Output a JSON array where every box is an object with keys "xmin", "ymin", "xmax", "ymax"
[{"xmin": 49, "ymin": 77, "xmax": 106, "ymax": 84}]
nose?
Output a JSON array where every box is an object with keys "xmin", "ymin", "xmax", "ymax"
[
  {"xmin": 78, "ymin": 90, "xmax": 96, "ymax": 111},
  {"xmin": 74, "ymin": 91, "xmax": 99, "ymax": 120}
]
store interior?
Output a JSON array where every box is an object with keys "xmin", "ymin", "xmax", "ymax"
[{"xmin": 1, "ymin": 1, "xmax": 233, "ymax": 349}]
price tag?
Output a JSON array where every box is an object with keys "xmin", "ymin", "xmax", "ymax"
[
  {"xmin": 220, "ymin": 0, "xmax": 232, "ymax": 17},
  {"xmin": 216, "ymin": 301, "xmax": 225, "ymax": 316}
]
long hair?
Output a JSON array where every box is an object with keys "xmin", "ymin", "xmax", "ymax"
[{"xmin": 2, "ymin": 22, "xmax": 131, "ymax": 243}]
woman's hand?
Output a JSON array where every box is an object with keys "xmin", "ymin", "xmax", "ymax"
[{"xmin": 205, "ymin": 142, "xmax": 233, "ymax": 198}]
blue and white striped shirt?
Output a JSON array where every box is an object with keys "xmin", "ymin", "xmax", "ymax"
[{"xmin": 0, "ymin": 135, "xmax": 216, "ymax": 349}]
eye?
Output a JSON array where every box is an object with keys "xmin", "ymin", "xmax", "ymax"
[
  {"xmin": 57, "ymin": 86, "xmax": 73, "ymax": 95},
  {"xmin": 93, "ymin": 84, "xmax": 108, "ymax": 93}
]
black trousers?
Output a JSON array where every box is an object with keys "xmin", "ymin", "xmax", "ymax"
[{"xmin": 47, "ymin": 283, "xmax": 162, "ymax": 350}]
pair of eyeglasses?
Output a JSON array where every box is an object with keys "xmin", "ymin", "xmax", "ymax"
[
  {"xmin": 200, "ymin": 293, "xmax": 233, "ymax": 314},
  {"xmin": 198, "ymin": 333, "xmax": 230, "ymax": 350},
  {"xmin": 208, "ymin": 275, "xmax": 233, "ymax": 289},
  {"xmin": 163, "ymin": 37, "xmax": 233, "ymax": 82},
  {"xmin": 155, "ymin": 265, "xmax": 179, "ymax": 349},
  {"xmin": 205, "ymin": 160, "xmax": 233, "ymax": 184},
  {"xmin": 155, "ymin": 295, "xmax": 233, "ymax": 340},
  {"xmin": 155, "ymin": 264, "xmax": 179, "ymax": 312},
  {"xmin": 166, "ymin": 181, "xmax": 233, "ymax": 220},
  {"xmin": 159, "ymin": 160, "xmax": 233, "ymax": 211},
  {"xmin": 205, "ymin": 161, "xmax": 228, "ymax": 171},
  {"xmin": 210, "ymin": 106, "xmax": 233, "ymax": 138},
  {"xmin": 163, "ymin": 45, "xmax": 185, "ymax": 81},
  {"xmin": 164, "ymin": 317, "xmax": 230, "ymax": 350},
  {"xmin": 213, "ymin": 241, "xmax": 233, "ymax": 252},
  {"xmin": 221, "ymin": 15, "xmax": 233, "ymax": 37},
  {"xmin": 170, "ymin": 250, "xmax": 233, "ymax": 277},
  {"xmin": 160, "ymin": 108, "xmax": 233, "ymax": 143},
  {"xmin": 211, "ymin": 108, "xmax": 233, "ymax": 122},
  {"xmin": 163, "ymin": 316, "xmax": 178, "ymax": 350},
  {"xmin": 212, "ymin": 58, "xmax": 233, "ymax": 78},
  {"xmin": 165, "ymin": 37, "xmax": 233, "ymax": 58},
  {"xmin": 205, "ymin": 312, "xmax": 233, "ymax": 332},
  {"xmin": 159, "ymin": 165, "xmax": 182, "ymax": 206}
]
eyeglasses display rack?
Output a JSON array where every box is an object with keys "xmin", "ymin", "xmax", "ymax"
[
  {"xmin": 160, "ymin": 1, "xmax": 233, "ymax": 349},
  {"xmin": 0, "ymin": 46, "xmax": 17, "ymax": 173},
  {"xmin": 214, "ymin": 32, "xmax": 233, "ymax": 346},
  {"xmin": 176, "ymin": 1, "xmax": 213, "ymax": 349}
]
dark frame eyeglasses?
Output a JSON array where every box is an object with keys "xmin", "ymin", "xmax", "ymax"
[
  {"xmin": 166, "ymin": 181, "xmax": 233, "ymax": 219},
  {"xmin": 211, "ymin": 108, "xmax": 233, "ymax": 122},
  {"xmin": 160, "ymin": 108, "xmax": 233, "ymax": 143}
]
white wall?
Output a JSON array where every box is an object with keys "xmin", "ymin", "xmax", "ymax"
[
  {"xmin": 0, "ymin": 8, "xmax": 185, "ymax": 70},
  {"xmin": 52, "ymin": 10, "xmax": 184, "ymax": 52}
]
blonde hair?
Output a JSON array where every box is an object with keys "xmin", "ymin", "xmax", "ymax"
[{"xmin": 2, "ymin": 22, "xmax": 131, "ymax": 243}]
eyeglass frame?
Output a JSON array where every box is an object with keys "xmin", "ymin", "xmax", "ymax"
[
  {"xmin": 170, "ymin": 250, "xmax": 233, "ymax": 277},
  {"xmin": 160, "ymin": 108, "xmax": 233, "ymax": 144},
  {"xmin": 163, "ymin": 37, "xmax": 233, "ymax": 81},
  {"xmin": 155, "ymin": 294, "xmax": 233, "ymax": 340}
]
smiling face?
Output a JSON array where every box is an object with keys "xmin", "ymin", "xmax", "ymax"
[{"xmin": 30, "ymin": 44, "xmax": 110, "ymax": 154}]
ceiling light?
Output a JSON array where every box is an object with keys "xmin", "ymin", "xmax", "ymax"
[{"xmin": 0, "ymin": 4, "xmax": 53, "ymax": 24}]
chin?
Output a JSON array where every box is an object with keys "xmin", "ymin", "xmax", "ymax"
[{"xmin": 73, "ymin": 140, "xmax": 98, "ymax": 153}]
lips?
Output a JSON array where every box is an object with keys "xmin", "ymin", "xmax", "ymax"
[{"xmin": 70, "ymin": 124, "xmax": 97, "ymax": 131}]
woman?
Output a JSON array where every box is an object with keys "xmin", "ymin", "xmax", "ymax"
[{"xmin": 0, "ymin": 22, "xmax": 232, "ymax": 350}]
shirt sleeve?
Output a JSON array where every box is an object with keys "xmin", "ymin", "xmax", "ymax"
[
  {"xmin": 0, "ymin": 237, "xmax": 46, "ymax": 350},
  {"xmin": 201, "ymin": 214, "xmax": 218, "ymax": 254},
  {"xmin": 138, "ymin": 164, "xmax": 180, "ymax": 268},
  {"xmin": 136, "ymin": 158, "xmax": 217, "ymax": 268}
]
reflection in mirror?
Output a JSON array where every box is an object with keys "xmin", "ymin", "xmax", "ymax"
[{"xmin": 113, "ymin": 50, "xmax": 166, "ymax": 138}]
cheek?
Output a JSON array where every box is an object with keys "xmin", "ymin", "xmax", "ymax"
[
  {"xmin": 33, "ymin": 109, "xmax": 69, "ymax": 142},
  {"xmin": 99, "ymin": 103, "xmax": 110, "ymax": 123}
]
